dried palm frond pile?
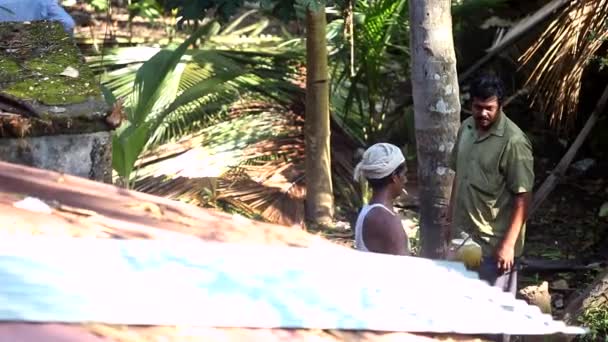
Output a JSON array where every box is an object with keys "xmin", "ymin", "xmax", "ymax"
[
  {"xmin": 133, "ymin": 99, "xmax": 362, "ymax": 229},
  {"xmin": 519, "ymin": 0, "xmax": 608, "ymax": 135},
  {"xmin": 214, "ymin": 102, "xmax": 306, "ymax": 227}
]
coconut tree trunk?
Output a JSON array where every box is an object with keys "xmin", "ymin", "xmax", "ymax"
[
  {"xmin": 409, "ymin": 0, "xmax": 460, "ymax": 258},
  {"xmin": 305, "ymin": 7, "xmax": 334, "ymax": 225}
]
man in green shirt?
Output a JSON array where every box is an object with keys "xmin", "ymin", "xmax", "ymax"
[{"xmin": 447, "ymin": 74, "xmax": 534, "ymax": 298}]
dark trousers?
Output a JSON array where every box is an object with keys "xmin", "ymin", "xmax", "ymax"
[
  {"xmin": 478, "ymin": 256, "xmax": 518, "ymax": 294},
  {"xmin": 478, "ymin": 256, "xmax": 518, "ymax": 342}
]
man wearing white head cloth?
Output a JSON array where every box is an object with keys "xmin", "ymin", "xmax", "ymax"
[{"xmin": 353, "ymin": 143, "xmax": 410, "ymax": 255}]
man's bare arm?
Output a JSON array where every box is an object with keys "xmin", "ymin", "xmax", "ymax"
[
  {"xmin": 495, "ymin": 192, "xmax": 531, "ymax": 271},
  {"xmin": 383, "ymin": 215, "xmax": 409, "ymax": 255}
]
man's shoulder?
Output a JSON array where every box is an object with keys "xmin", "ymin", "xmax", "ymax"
[
  {"xmin": 363, "ymin": 206, "xmax": 400, "ymax": 231},
  {"xmin": 503, "ymin": 115, "xmax": 531, "ymax": 144},
  {"xmin": 462, "ymin": 116, "xmax": 475, "ymax": 128},
  {"xmin": 365, "ymin": 206, "xmax": 397, "ymax": 222},
  {"xmin": 455, "ymin": 116, "xmax": 474, "ymax": 138}
]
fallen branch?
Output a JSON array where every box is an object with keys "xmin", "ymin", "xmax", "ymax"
[
  {"xmin": 530, "ymin": 84, "xmax": 608, "ymax": 216},
  {"xmin": 519, "ymin": 258, "xmax": 606, "ymax": 273}
]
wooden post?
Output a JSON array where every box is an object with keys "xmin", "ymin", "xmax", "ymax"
[{"xmin": 305, "ymin": 7, "xmax": 334, "ymax": 225}]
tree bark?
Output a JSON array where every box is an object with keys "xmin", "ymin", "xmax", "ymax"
[
  {"xmin": 305, "ymin": 8, "xmax": 334, "ymax": 225},
  {"xmin": 409, "ymin": 0, "xmax": 461, "ymax": 258}
]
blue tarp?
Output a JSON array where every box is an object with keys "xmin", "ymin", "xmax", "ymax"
[
  {"xmin": 0, "ymin": 0, "xmax": 75, "ymax": 33},
  {"xmin": 0, "ymin": 237, "xmax": 588, "ymax": 336}
]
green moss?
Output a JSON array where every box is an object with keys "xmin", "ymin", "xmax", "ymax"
[
  {"xmin": 0, "ymin": 58, "xmax": 20, "ymax": 77},
  {"xmin": 24, "ymin": 53, "xmax": 80, "ymax": 76},
  {"xmin": 0, "ymin": 21, "xmax": 101, "ymax": 106},
  {"xmin": 4, "ymin": 75, "xmax": 98, "ymax": 106}
]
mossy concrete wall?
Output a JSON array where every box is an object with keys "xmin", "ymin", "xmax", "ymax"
[
  {"xmin": 0, "ymin": 21, "xmax": 112, "ymax": 183},
  {"xmin": 0, "ymin": 132, "xmax": 112, "ymax": 182}
]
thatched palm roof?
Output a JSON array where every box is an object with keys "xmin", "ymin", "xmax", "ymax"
[{"xmin": 519, "ymin": 0, "xmax": 608, "ymax": 134}]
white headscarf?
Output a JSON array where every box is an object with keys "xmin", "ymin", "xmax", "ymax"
[{"xmin": 353, "ymin": 143, "xmax": 405, "ymax": 182}]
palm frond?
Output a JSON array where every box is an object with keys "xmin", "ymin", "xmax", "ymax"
[
  {"xmin": 90, "ymin": 13, "xmax": 304, "ymax": 151},
  {"xmin": 217, "ymin": 161, "xmax": 306, "ymax": 227},
  {"xmin": 132, "ymin": 102, "xmax": 303, "ymax": 225},
  {"xmin": 133, "ymin": 99, "xmax": 362, "ymax": 228},
  {"xmin": 91, "ymin": 9, "xmax": 363, "ymax": 225},
  {"xmin": 359, "ymin": 0, "xmax": 406, "ymax": 63},
  {"xmin": 519, "ymin": 0, "xmax": 608, "ymax": 135},
  {"xmin": 110, "ymin": 24, "xmax": 217, "ymax": 183},
  {"xmin": 329, "ymin": 0, "xmax": 409, "ymax": 144}
]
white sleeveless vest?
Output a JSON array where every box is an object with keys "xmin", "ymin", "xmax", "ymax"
[{"xmin": 354, "ymin": 203, "xmax": 395, "ymax": 252}]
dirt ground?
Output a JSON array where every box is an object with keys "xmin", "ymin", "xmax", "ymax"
[
  {"xmin": 67, "ymin": 3, "xmax": 187, "ymax": 53},
  {"xmin": 522, "ymin": 157, "xmax": 607, "ymax": 318}
]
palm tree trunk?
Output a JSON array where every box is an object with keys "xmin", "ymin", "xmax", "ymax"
[
  {"xmin": 305, "ymin": 8, "xmax": 334, "ymax": 225},
  {"xmin": 409, "ymin": 0, "xmax": 460, "ymax": 258}
]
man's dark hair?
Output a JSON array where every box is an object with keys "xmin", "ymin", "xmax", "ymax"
[
  {"xmin": 469, "ymin": 74, "xmax": 506, "ymax": 104},
  {"xmin": 367, "ymin": 163, "xmax": 406, "ymax": 191}
]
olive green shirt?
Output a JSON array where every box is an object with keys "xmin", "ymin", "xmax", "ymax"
[{"xmin": 449, "ymin": 112, "xmax": 534, "ymax": 257}]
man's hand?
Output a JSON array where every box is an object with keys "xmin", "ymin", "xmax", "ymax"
[
  {"xmin": 495, "ymin": 242, "xmax": 515, "ymax": 273},
  {"xmin": 496, "ymin": 192, "xmax": 530, "ymax": 273}
]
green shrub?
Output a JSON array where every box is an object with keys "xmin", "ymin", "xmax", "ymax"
[{"xmin": 577, "ymin": 306, "xmax": 608, "ymax": 342}]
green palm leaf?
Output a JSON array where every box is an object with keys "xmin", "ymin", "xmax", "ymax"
[
  {"xmin": 111, "ymin": 22, "xmax": 219, "ymax": 184},
  {"xmin": 92, "ymin": 9, "xmax": 363, "ymax": 223},
  {"xmin": 89, "ymin": 12, "xmax": 305, "ymax": 186},
  {"xmin": 329, "ymin": 0, "xmax": 409, "ymax": 144}
]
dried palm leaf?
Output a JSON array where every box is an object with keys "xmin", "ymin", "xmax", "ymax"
[
  {"xmin": 216, "ymin": 175, "xmax": 306, "ymax": 228},
  {"xmin": 215, "ymin": 112, "xmax": 306, "ymax": 227},
  {"xmin": 519, "ymin": 0, "xmax": 608, "ymax": 134},
  {"xmin": 133, "ymin": 98, "xmax": 362, "ymax": 228}
]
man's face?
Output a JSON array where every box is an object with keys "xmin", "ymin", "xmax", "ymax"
[
  {"xmin": 471, "ymin": 96, "xmax": 500, "ymax": 131},
  {"xmin": 391, "ymin": 167, "xmax": 407, "ymax": 199}
]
